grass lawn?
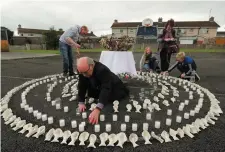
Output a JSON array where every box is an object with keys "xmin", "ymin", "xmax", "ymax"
[{"xmin": 10, "ymin": 48, "xmax": 225, "ymax": 54}]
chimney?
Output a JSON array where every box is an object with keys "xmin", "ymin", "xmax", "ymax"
[
  {"xmin": 18, "ymin": 24, "xmax": 21, "ymax": 28},
  {"xmin": 209, "ymin": 16, "xmax": 214, "ymax": 22},
  {"xmin": 158, "ymin": 17, "xmax": 163, "ymax": 23},
  {"xmin": 114, "ymin": 19, "xmax": 118, "ymax": 23},
  {"xmin": 91, "ymin": 31, "xmax": 93, "ymax": 34}
]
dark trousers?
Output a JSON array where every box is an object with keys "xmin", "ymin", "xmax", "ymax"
[
  {"xmin": 160, "ymin": 48, "xmax": 172, "ymax": 71},
  {"xmin": 177, "ymin": 63, "xmax": 199, "ymax": 81},
  {"xmin": 59, "ymin": 41, "xmax": 74, "ymax": 74}
]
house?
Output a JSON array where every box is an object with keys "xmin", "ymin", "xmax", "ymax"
[
  {"xmin": 17, "ymin": 24, "xmax": 97, "ymax": 39},
  {"xmin": 217, "ymin": 31, "xmax": 225, "ymax": 37},
  {"xmin": 111, "ymin": 17, "xmax": 220, "ymax": 44}
]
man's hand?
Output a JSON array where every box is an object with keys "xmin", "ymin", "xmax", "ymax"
[
  {"xmin": 181, "ymin": 73, "xmax": 185, "ymax": 78},
  {"xmin": 73, "ymin": 43, "xmax": 81, "ymax": 49},
  {"xmin": 89, "ymin": 108, "xmax": 100, "ymax": 125},
  {"xmin": 78, "ymin": 103, "xmax": 86, "ymax": 112}
]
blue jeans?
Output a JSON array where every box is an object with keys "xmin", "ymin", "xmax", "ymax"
[{"xmin": 59, "ymin": 41, "xmax": 74, "ymax": 74}]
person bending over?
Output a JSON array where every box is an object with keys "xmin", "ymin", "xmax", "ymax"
[
  {"xmin": 140, "ymin": 47, "xmax": 159, "ymax": 72},
  {"xmin": 165, "ymin": 52, "xmax": 200, "ymax": 81},
  {"xmin": 77, "ymin": 57, "xmax": 129, "ymax": 125},
  {"xmin": 59, "ymin": 25, "xmax": 88, "ymax": 76}
]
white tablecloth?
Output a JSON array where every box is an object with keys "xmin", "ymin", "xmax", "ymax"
[{"xmin": 99, "ymin": 51, "xmax": 137, "ymax": 75}]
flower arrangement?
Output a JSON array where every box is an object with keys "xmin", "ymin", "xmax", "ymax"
[{"xmin": 99, "ymin": 36, "xmax": 134, "ymax": 51}]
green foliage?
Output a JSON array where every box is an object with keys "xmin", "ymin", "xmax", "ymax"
[{"xmin": 43, "ymin": 26, "xmax": 60, "ymax": 50}]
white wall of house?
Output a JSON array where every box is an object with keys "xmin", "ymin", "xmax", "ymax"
[{"xmin": 19, "ymin": 33, "xmax": 43, "ymax": 37}]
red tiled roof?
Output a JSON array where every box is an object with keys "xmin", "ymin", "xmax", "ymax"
[
  {"xmin": 17, "ymin": 28, "xmax": 97, "ymax": 37},
  {"xmin": 111, "ymin": 21, "xmax": 220, "ymax": 28}
]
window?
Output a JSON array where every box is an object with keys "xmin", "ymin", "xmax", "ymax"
[
  {"xmin": 120, "ymin": 29, "xmax": 123, "ymax": 33},
  {"xmin": 200, "ymin": 28, "xmax": 209, "ymax": 34},
  {"xmin": 28, "ymin": 33, "xmax": 33, "ymax": 36},
  {"xmin": 189, "ymin": 28, "xmax": 194, "ymax": 32},
  {"xmin": 130, "ymin": 29, "xmax": 134, "ymax": 32}
]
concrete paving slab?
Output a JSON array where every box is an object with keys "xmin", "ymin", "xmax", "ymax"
[{"xmin": 1, "ymin": 52, "xmax": 58, "ymax": 60}]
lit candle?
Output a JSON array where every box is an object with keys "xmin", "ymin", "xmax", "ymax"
[
  {"xmin": 100, "ymin": 115, "xmax": 105, "ymax": 121},
  {"xmin": 79, "ymin": 124, "xmax": 84, "ymax": 132},
  {"xmin": 132, "ymin": 123, "xmax": 138, "ymax": 131},
  {"xmin": 146, "ymin": 113, "xmax": 151, "ymax": 120},
  {"xmin": 167, "ymin": 109, "xmax": 172, "ymax": 115},
  {"xmin": 155, "ymin": 121, "xmax": 160, "ymax": 129},
  {"xmin": 59, "ymin": 119, "xmax": 65, "ymax": 127},
  {"xmin": 64, "ymin": 106, "xmax": 69, "ymax": 112},
  {"xmin": 121, "ymin": 124, "xmax": 126, "ymax": 131},
  {"xmin": 48, "ymin": 117, "xmax": 53, "ymax": 124},
  {"xmin": 176, "ymin": 116, "xmax": 182, "ymax": 123},
  {"xmin": 106, "ymin": 124, "xmax": 111, "ymax": 132},
  {"xmin": 94, "ymin": 124, "xmax": 100, "ymax": 132},
  {"xmin": 166, "ymin": 118, "xmax": 172, "ymax": 126},
  {"xmin": 143, "ymin": 123, "xmax": 149, "ymax": 131},
  {"xmin": 71, "ymin": 120, "xmax": 77, "ymax": 128},
  {"xmin": 125, "ymin": 115, "xmax": 130, "ymax": 122},
  {"xmin": 113, "ymin": 114, "xmax": 117, "ymax": 121}
]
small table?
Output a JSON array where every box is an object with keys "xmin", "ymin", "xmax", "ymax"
[{"xmin": 99, "ymin": 51, "xmax": 137, "ymax": 75}]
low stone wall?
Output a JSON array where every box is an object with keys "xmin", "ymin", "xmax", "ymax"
[{"xmin": 9, "ymin": 44, "xmax": 46, "ymax": 50}]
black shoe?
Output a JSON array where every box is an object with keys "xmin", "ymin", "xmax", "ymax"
[
  {"xmin": 63, "ymin": 72, "xmax": 68, "ymax": 77},
  {"xmin": 69, "ymin": 72, "xmax": 76, "ymax": 76}
]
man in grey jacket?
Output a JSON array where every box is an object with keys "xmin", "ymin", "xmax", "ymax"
[{"xmin": 59, "ymin": 25, "xmax": 88, "ymax": 76}]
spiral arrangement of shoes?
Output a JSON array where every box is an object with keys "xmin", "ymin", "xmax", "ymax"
[{"xmin": 1, "ymin": 72, "xmax": 223, "ymax": 148}]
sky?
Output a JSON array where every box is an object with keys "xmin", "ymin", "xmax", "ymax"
[{"xmin": 1, "ymin": 0, "xmax": 225, "ymax": 36}]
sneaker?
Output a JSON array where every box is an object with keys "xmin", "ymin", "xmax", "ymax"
[{"xmin": 195, "ymin": 73, "xmax": 200, "ymax": 81}]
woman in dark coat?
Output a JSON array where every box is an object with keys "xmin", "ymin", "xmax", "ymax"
[{"xmin": 158, "ymin": 19, "xmax": 179, "ymax": 72}]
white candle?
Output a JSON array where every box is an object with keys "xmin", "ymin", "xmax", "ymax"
[
  {"xmin": 125, "ymin": 115, "xmax": 130, "ymax": 122},
  {"xmin": 47, "ymin": 97, "xmax": 51, "ymax": 102},
  {"xmin": 81, "ymin": 121, "xmax": 86, "ymax": 126},
  {"xmin": 100, "ymin": 115, "xmax": 105, "ymax": 121},
  {"xmin": 121, "ymin": 124, "xmax": 126, "ymax": 131},
  {"xmin": 146, "ymin": 113, "xmax": 151, "ymax": 120},
  {"xmin": 24, "ymin": 105, "xmax": 29, "ymax": 111},
  {"xmin": 184, "ymin": 113, "xmax": 189, "ymax": 119},
  {"xmin": 176, "ymin": 116, "xmax": 182, "ymax": 123},
  {"xmin": 59, "ymin": 80, "xmax": 62, "ymax": 83},
  {"xmin": 155, "ymin": 121, "xmax": 160, "ymax": 129},
  {"xmin": 82, "ymin": 112, "xmax": 87, "ymax": 119},
  {"xmin": 79, "ymin": 124, "xmax": 84, "ymax": 132},
  {"xmin": 200, "ymin": 93, "xmax": 204, "ymax": 98},
  {"xmin": 113, "ymin": 114, "xmax": 117, "ymax": 121},
  {"xmin": 59, "ymin": 119, "xmax": 65, "ymax": 127},
  {"xmin": 143, "ymin": 123, "xmax": 149, "ymax": 131},
  {"xmin": 166, "ymin": 118, "xmax": 172, "ymax": 126},
  {"xmin": 56, "ymin": 104, "xmax": 61, "ymax": 109},
  {"xmin": 71, "ymin": 120, "xmax": 77, "ymax": 128},
  {"xmin": 167, "ymin": 109, "xmax": 172, "ymax": 115},
  {"xmin": 51, "ymin": 100, "xmax": 56, "ymax": 106},
  {"xmin": 190, "ymin": 110, "xmax": 195, "ymax": 116},
  {"xmin": 195, "ymin": 107, "xmax": 200, "ymax": 113},
  {"xmin": 33, "ymin": 110, "xmax": 38, "ymax": 117},
  {"xmin": 48, "ymin": 117, "xmax": 53, "ymax": 124},
  {"xmin": 189, "ymin": 95, "xmax": 193, "ymax": 100},
  {"xmin": 37, "ymin": 113, "xmax": 42, "ymax": 119},
  {"xmin": 132, "ymin": 123, "xmax": 138, "ymax": 131},
  {"xmin": 20, "ymin": 103, "xmax": 25, "ymax": 108},
  {"xmin": 28, "ymin": 107, "xmax": 33, "ymax": 113},
  {"xmin": 197, "ymin": 104, "xmax": 202, "ymax": 109},
  {"xmin": 42, "ymin": 114, "xmax": 47, "ymax": 121},
  {"xmin": 106, "ymin": 124, "xmax": 111, "ymax": 132},
  {"xmin": 143, "ymin": 103, "xmax": 147, "ymax": 109},
  {"xmin": 46, "ymin": 93, "xmax": 50, "ymax": 97},
  {"xmin": 178, "ymin": 105, "xmax": 184, "ymax": 111},
  {"xmin": 184, "ymin": 100, "xmax": 189, "ymax": 105},
  {"xmin": 64, "ymin": 106, "xmax": 69, "ymax": 112},
  {"xmin": 94, "ymin": 124, "xmax": 100, "ymax": 132}
]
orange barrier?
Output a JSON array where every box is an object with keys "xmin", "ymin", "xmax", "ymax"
[
  {"xmin": 215, "ymin": 37, "xmax": 225, "ymax": 45},
  {"xmin": 1, "ymin": 40, "xmax": 9, "ymax": 52}
]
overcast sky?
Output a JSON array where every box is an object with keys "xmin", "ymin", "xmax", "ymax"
[{"xmin": 1, "ymin": 1, "xmax": 225, "ymax": 36}]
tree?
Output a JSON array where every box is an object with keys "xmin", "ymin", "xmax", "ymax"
[
  {"xmin": 1, "ymin": 27, "xmax": 14, "ymax": 45},
  {"xmin": 43, "ymin": 26, "xmax": 59, "ymax": 50}
]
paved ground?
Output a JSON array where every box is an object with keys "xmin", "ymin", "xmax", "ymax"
[
  {"xmin": 1, "ymin": 52, "xmax": 225, "ymax": 152},
  {"xmin": 1, "ymin": 52, "xmax": 58, "ymax": 60}
]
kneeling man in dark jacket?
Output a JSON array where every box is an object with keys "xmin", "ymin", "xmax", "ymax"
[{"xmin": 77, "ymin": 57, "xmax": 129, "ymax": 125}]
